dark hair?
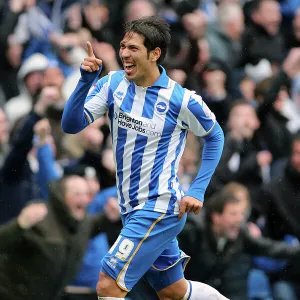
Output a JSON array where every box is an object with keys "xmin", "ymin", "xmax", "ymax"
[
  {"xmin": 251, "ymin": 0, "xmax": 276, "ymax": 12},
  {"xmin": 123, "ymin": 16, "xmax": 171, "ymax": 64},
  {"xmin": 205, "ymin": 182, "xmax": 250, "ymax": 223},
  {"xmin": 229, "ymin": 99, "xmax": 253, "ymax": 113}
]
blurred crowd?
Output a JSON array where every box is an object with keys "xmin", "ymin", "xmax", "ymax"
[{"xmin": 1, "ymin": 0, "xmax": 300, "ymax": 299}]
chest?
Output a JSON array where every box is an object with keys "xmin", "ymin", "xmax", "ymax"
[{"xmin": 108, "ymin": 84, "xmax": 182, "ymax": 140}]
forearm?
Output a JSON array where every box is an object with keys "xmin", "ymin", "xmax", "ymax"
[
  {"xmin": 2, "ymin": 112, "xmax": 41, "ymax": 181},
  {"xmin": 37, "ymin": 144, "xmax": 61, "ymax": 200},
  {"xmin": 185, "ymin": 122, "xmax": 224, "ymax": 201},
  {"xmin": 247, "ymin": 233, "xmax": 300, "ymax": 259},
  {"xmin": 61, "ymin": 67, "xmax": 100, "ymax": 134}
]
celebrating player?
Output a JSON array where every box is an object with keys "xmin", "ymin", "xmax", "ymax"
[{"xmin": 62, "ymin": 16, "xmax": 227, "ymax": 300}]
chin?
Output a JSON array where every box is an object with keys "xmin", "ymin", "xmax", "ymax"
[{"xmin": 227, "ymin": 231, "xmax": 240, "ymax": 240}]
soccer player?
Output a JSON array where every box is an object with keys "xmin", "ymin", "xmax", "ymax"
[{"xmin": 62, "ymin": 16, "xmax": 227, "ymax": 300}]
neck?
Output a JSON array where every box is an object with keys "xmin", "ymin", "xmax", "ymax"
[{"xmin": 134, "ymin": 65, "xmax": 160, "ymax": 87}]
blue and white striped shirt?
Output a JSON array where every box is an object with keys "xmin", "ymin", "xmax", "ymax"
[
  {"xmin": 83, "ymin": 66, "xmax": 216, "ymax": 214},
  {"xmin": 62, "ymin": 65, "xmax": 224, "ymax": 215}
]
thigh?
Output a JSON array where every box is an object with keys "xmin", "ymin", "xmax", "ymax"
[{"xmin": 101, "ymin": 210, "xmax": 186, "ymax": 292}]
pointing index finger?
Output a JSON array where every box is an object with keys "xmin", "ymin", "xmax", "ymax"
[{"xmin": 86, "ymin": 41, "xmax": 95, "ymax": 57}]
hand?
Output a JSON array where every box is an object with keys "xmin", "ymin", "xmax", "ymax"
[
  {"xmin": 17, "ymin": 203, "xmax": 48, "ymax": 229},
  {"xmin": 81, "ymin": 41, "xmax": 102, "ymax": 72},
  {"xmin": 9, "ymin": 0, "xmax": 25, "ymax": 13},
  {"xmin": 178, "ymin": 196, "xmax": 203, "ymax": 220},
  {"xmin": 33, "ymin": 118, "xmax": 52, "ymax": 144},
  {"xmin": 282, "ymin": 48, "xmax": 300, "ymax": 79},
  {"xmin": 256, "ymin": 150, "xmax": 272, "ymax": 168},
  {"xmin": 34, "ymin": 86, "xmax": 60, "ymax": 116},
  {"xmin": 104, "ymin": 197, "xmax": 120, "ymax": 222},
  {"xmin": 248, "ymin": 222, "xmax": 262, "ymax": 238}
]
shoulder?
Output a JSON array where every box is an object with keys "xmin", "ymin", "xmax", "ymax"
[{"xmin": 95, "ymin": 70, "xmax": 125, "ymax": 88}]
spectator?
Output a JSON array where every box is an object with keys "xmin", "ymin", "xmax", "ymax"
[
  {"xmin": 0, "ymin": 175, "xmax": 119, "ymax": 300},
  {"xmin": 5, "ymin": 53, "xmax": 49, "ymax": 127},
  {"xmin": 0, "ymin": 85, "xmax": 60, "ymax": 224},
  {"xmin": 239, "ymin": 0, "xmax": 285, "ymax": 71},
  {"xmin": 206, "ymin": 3, "xmax": 244, "ymax": 68},
  {"xmin": 207, "ymin": 100, "xmax": 270, "ymax": 207},
  {"xmin": 258, "ymin": 132, "xmax": 300, "ymax": 300},
  {"xmin": 0, "ymin": 0, "xmax": 35, "ymax": 102},
  {"xmin": 178, "ymin": 182, "xmax": 300, "ymax": 300}
]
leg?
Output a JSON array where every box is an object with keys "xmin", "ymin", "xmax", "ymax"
[
  {"xmin": 144, "ymin": 247, "xmax": 229, "ymax": 300},
  {"xmin": 97, "ymin": 210, "xmax": 182, "ymax": 298},
  {"xmin": 96, "ymin": 271, "xmax": 127, "ymax": 298},
  {"xmin": 157, "ymin": 279, "xmax": 230, "ymax": 300}
]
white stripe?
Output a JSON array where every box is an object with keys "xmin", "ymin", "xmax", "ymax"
[
  {"xmin": 112, "ymin": 78, "xmax": 131, "ymax": 198},
  {"xmin": 117, "ymin": 263, "xmax": 130, "ymax": 291},
  {"xmin": 135, "ymin": 82, "xmax": 174, "ymax": 207},
  {"xmin": 154, "ymin": 88, "xmax": 190, "ymax": 213},
  {"xmin": 121, "ymin": 87, "xmax": 146, "ymax": 212}
]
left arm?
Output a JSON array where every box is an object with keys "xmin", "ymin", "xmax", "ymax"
[
  {"xmin": 185, "ymin": 123, "xmax": 224, "ymax": 201},
  {"xmin": 178, "ymin": 93, "xmax": 224, "ymax": 219},
  {"xmin": 244, "ymin": 229, "xmax": 300, "ymax": 260}
]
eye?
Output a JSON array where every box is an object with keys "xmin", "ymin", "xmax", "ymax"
[{"xmin": 130, "ymin": 46, "xmax": 138, "ymax": 51}]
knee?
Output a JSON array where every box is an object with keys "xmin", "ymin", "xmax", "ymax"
[
  {"xmin": 96, "ymin": 272, "xmax": 126, "ymax": 297},
  {"xmin": 157, "ymin": 279, "xmax": 188, "ymax": 300}
]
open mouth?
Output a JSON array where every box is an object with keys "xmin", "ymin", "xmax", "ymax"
[{"xmin": 123, "ymin": 63, "xmax": 136, "ymax": 75}]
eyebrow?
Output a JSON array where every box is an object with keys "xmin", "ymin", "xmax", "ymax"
[{"xmin": 120, "ymin": 42, "xmax": 140, "ymax": 48}]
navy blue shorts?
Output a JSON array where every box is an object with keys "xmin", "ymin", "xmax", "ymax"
[{"xmin": 101, "ymin": 210, "xmax": 190, "ymax": 292}]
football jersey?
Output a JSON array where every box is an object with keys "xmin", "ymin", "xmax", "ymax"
[{"xmin": 84, "ymin": 66, "xmax": 216, "ymax": 214}]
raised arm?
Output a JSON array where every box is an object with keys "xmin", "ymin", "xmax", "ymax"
[{"xmin": 61, "ymin": 41, "xmax": 104, "ymax": 134}]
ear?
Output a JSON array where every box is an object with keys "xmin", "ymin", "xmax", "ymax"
[{"xmin": 151, "ymin": 47, "xmax": 161, "ymax": 62}]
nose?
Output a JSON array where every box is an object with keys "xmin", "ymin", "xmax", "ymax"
[{"xmin": 120, "ymin": 47, "xmax": 130, "ymax": 59}]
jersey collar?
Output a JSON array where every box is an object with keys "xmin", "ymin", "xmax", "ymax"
[
  {"xmin": 123, "ymin": 65, "xmax": 170, "ymax": 89},
  {"xmin": 152, "ymin": 65, "xmax": 170, "ymax": 89}
]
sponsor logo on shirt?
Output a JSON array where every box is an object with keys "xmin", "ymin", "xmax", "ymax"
[{"xmin": 116, "ymin": 112, "xmax": 162, "ymax": 137}]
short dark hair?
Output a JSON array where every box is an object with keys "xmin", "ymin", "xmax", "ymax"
[
  {"xmin": 205, "ymin": 183, "xmax": 250, "ymax": 223},
  {"xmin": 123, "ymin": 16, "xmax": 171, "ymax": 64}
]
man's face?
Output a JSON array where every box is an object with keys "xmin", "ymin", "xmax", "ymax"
[
  {"xmin": 254, "ymin": 0, "xmax": 281, "ymax": 35},
  {"xmin": 24, "ymin": 71, "xmax": 44, "ymax": 97},
  {"xmin": 43, "ymin": 67, "xmax": 64, "ymax": 90},
  {"xmin": 64, "ymin": 177, "xmax": 92, "ymax": 220},
  {"xmin": 0, "ymin": 109, "xmax": 8, "ymax": 145},
  {"xmin": 213, "ymin": 200, "xmax": 249, "ymax": 240},
  {"xmin": 291, "ymin": 140, "xmax": 300, "ymax": 173},
  {"xmin": 228, "ymin": 104, "xmax": 260, "ymax": 139},
  {"xmin": 119, "ymin": 32, "xmax": 155, "ymax": 86}
]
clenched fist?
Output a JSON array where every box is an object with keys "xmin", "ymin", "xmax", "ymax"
[
  {"xmin": 178, "ymin": 196, "xmax": 203, "ymax": 220},
  {"xmin": 17, "ymin": 203, "xmax": 48, "ymax": 229},
  {"xmin": 81, "ymin": 41, "xmax": 102, "ymax": 72}
]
